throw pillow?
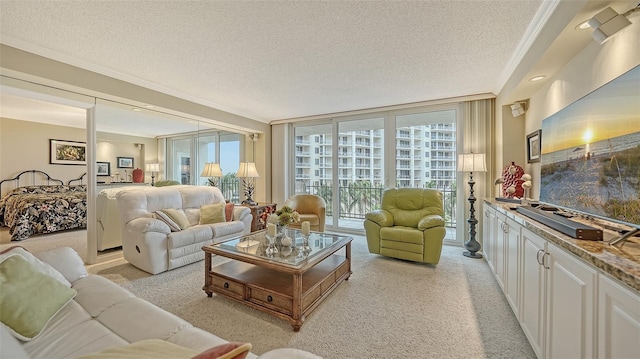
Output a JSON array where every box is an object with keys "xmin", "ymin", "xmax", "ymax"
[
  {"xmin": 155, "ymin": 209, "xmax": 191, "ymax": 231},
  {"xmin": 199, "ymin": 203, "xmax": 226, "ymax": 225},
  {"xmin": 225, "ymin": 202, "xmax": 235, "ymax": 222},
  {"xmin": 0, "ymin": 246, "xmax": 71, "ymax": 287},
  {"xmin": 192, "ymin": 342, "xmax": 252, "ymax": 359},
  {"xmin": 0, "ymin": 255, "xmax": 77, "ymax": 341},
  {"xmin": 76, "ymin": 339, "xmax": 199, "ymax": 359}
]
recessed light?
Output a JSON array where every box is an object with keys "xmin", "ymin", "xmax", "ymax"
[
  {"xmin": 529, "ymin": 75, "xmax": 546, "ymax": 82},
  {"xmin": 576, "ymin": 20, "xmax": 591, "ymax": 30},
  {"xmin": 132, "ymin": 108, "xmax": 142, "ymax": 112},
  {"xmin": 144, "ymin": 105, "xmax": 154, "ymax": 109}
]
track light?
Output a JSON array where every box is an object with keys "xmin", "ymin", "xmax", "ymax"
[
  {"xmin": 588, "ymin": 7, "xmax": 632, "ymax": 44},
  {"xmin": 511, "ymin": 102, "xmax": 526, "ymax": 117}
]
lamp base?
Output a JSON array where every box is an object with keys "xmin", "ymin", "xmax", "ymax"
[
  {"xmin": 242, "ymin": 199, "xmax": 258, "ymax": 206},
  {"xmin": 463, "ymin": 251, "xmax": 483, "ymax": 259}
]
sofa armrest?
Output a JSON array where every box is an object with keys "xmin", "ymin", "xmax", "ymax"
[
  {"xmin": 233, "ymin": 206, "xmax": 252, "ymax": 234},
  {"xmin": 126, "ymin": 217, "xmax": 171, "ymax": 234},
  {"xmin": 258, "ymin": 348, "xmax": 323, "ymax": 359},
  {"xmin": 364, "ymin": 210, "xmax": 393, "ymax": 227},
  {"xmin": 417, "ymin": 214, "xmax": 445, "ymax": 231}
]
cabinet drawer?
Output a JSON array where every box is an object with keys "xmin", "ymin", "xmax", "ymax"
[
  {"xmin": 335, "ymin": 261, "xmax": 349, "ymax": 279},
  {"xmin": 302, "ymin": 285, "xmax": 321, "ymax": 311},
  {"xmin": 248, "ymin": 286, "xmax": 292, "ymax": 315},
  {"xmin": 320, "ymin": 273, "xmax": 336, "ymax": 293},
  {"xmin": 210, "ymin": 275, "xmax": 245, "ymax": 299}
]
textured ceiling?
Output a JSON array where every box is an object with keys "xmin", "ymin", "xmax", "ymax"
[{"xmin": 0, "ymin": 0, "xmax": 545, "ymax": 122}]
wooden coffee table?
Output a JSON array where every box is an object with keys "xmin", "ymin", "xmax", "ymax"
[{"xmin": 202, "ymin": 229, "xmax": 352, "ymax": 331}]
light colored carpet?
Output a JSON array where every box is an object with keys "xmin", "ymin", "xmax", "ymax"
[
  {"xmin": 3, "ymin": 230, "xmax": 535, "ymax": 358},
  {"xmin": 87, "ymin": 238, "xmax": 534, "ymax": 358}
]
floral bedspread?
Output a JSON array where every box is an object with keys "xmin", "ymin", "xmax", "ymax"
[{"xmin": 0, "ymin": 185, "xmax": 87, "ymax": 240}]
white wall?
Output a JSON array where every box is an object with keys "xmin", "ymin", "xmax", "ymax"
[
  {"xmin": 0, "ymin": 117, "xmax": 159, "ymax": 195},
  {"xmin": 0, "ymin": 117, "xmax": 86, "ymax": 194},
  {"xmin": 501, "ymin": 17, "xmax": 640, "ymax": 199}
]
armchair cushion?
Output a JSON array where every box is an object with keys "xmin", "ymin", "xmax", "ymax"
[{"xmin": 417, "ymin": 214, "xmax": 445, "ymax": 231}]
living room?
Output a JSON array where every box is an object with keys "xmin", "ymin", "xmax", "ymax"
[{"xmin": 1, "ymin": 1, "xmax": 639, "ymax": 358}]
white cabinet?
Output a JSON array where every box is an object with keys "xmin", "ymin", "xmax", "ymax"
[
  {"xmin": 482, "ymin": 205, "xmax": 496, "ymax": 272},
  {"xmin": 598, "ymin": 274, "xmax": 640, "ymax": 359},
  {"xmin": 494, "ymin": 213, "xmax": 508, "ymax": 290},
  {"xmin": 504, "ymin": 218, "xmax": 521, "ymax": 317},
  {"xmin": 545, "ymin": 242, "xmax": 597, "ymax": 359},
  {"xmin": 484, "ymin": 201, "xmax": 639, "ymax": 359},
  {"xmin": 520, "ymin": 228, "xmax": 597, "ymax": 359},
  {"xmin": 521, "ymin": 227, "xmax": 547, "ymax": 358}
]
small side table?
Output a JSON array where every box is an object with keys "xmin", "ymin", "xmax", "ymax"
[{"xmin": 240, "ymin": 203, "xmax": 277, "ymax": 232}]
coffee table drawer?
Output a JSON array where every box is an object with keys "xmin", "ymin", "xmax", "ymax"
[
  {"xmin": 211, "ymin": 275, "xmax": 245, "ymax": 299},
  {"xmin": 248, "ymin": 286, "xmax": 292, "ymax": 315}
]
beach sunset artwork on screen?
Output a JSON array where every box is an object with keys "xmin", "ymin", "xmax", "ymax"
[{"xmin": 540, "ymin": 65, "xmax": 640, "ymax": 227}]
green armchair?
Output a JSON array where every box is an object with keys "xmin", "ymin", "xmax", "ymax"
[{"xmin": 364, "ymin": 188, "xmax": 446, "ymax": 264}]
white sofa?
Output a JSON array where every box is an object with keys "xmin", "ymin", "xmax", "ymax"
[
  {"xmin": 116, "ymin": 185, "xmax": 252, "ymax": 274},
  {"xmin": 0, "ymin": 246, "xmax": 320, "ymax": 359},
  {"xmin": 96, "ymin": 186, "xmax": 141, "ymax": 251}
]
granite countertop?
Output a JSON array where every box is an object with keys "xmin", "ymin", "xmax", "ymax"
[{"xmin": 483, "ymin": 199, "xmax": 640, "ymax": 293}]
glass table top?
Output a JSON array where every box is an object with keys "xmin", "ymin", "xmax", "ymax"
[{"xmin": 213, "ymin": 228, "xmax": 352, "ymax": 266}]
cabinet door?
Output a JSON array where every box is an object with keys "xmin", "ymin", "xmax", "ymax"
[
  {"xmin": 494, "ymin": 214, "xmax": 507, "ymax": 290},
  {"xmin": 482, "ymin": 205, "xmax": 496, "ymax": 272},
  {"xmin": 545, "ymin": 242, "xmax": 596, "ymax": 359},
  {"xmin": 521, "ymin": 228, "xmax": 546, "ymax": 358},
  {"xmin": 598, "ymin": 274, "xmax": 640, "ymax": 359},
  {"xmin": 504, "ymin": 218, "xmax": 521, "ymax": 316}
]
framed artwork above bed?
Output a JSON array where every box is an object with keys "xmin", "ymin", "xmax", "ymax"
[{"xmin": 50, "ymin": 139, "xmax": 87, "ymax": 165}]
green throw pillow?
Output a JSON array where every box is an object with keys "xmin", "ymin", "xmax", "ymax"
[
  {"xmin": 0, "ymin": 255, "xmax": 77, "ymax": 341},
  {"xmin": 200, "ymin": 203, "xmax": 226, "ymax": 225},
  {"xmin": 156, "ymin": 209, "xmax": 191, "ymax": 230}
]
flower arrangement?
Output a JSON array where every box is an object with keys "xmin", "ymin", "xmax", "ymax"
[{"xmin": 267, "ymin": 205, "xmax": 300, "ymax": 227}]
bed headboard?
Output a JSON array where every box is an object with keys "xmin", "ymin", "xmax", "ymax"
[
  {"xmin": 68, "ymin": 172, "xmax": 87, "ymax": 185},
  {"xmin": 0, "ymin": 170, "xmax": 64, "ymax": 196}
]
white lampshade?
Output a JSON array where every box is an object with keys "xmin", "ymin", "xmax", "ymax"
[
  {"xmin": 200, "ymin": 162, "xmax": 222, "ymax": 177},
  {"xmin": 457, "ymin": 153, "xmax": 487, "ymax": 173},
  {"xmin": 237, "ymin": 162, "xmax": 260, "ymax": 178},
  {"xmin": 145, "ymin": 163, "xmax": 159, "ymax": 172}
]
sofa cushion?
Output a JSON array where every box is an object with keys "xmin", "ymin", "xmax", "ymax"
[
  {"xmin": 22, "ymin": 300, "xmax": 128, "ymax": 359},
  {"xmin": 76, "ymin": 338, "xmax": 199, "ymax": 359},
  {"xmin": 35, "ymin": 247, "xmax": 88, "ymax": 283},
  {"xmin": 0, "ymin": 324, "xmax": 29, "ymax": 358},
  {"xmin": 73, "ymin": 275, "xmax": 136, "ymax": 318},
  {"xmin": 200, "ymin": 203, "xmax": 226, "ymax": 224},
  {"xmin": 96, "ymin": 297, "xmax": 192, "ymax": 343},
  {"xmin": 0, "ymin": 255, "xmax": 77, "ymax": 341},
  {"xmin": 0, "ymin": 246, "xmax": 71, "ymax": 287},
  {"xmin": 156, "ymin": 209, "xmax": 191, "ymax": 231}
]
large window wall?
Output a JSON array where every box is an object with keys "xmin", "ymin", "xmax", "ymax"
[
  {"xmin": 292, "ymin": 105, "xmax": 459, "ymax": 238},
  {"xmin": 166, "ymin": 131, "xmax": 243, "ymax": 200}
]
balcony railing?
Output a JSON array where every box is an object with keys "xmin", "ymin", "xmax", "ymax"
[{"xmin": 301, "ymin": 183, "xmax": 457, "ymax": 229}]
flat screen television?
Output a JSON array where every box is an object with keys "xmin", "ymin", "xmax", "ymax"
[{"xmin": 539, "ymin": 65, "xmax": 640, "ymax": 231}]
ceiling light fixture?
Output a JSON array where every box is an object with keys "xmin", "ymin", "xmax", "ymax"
[
  {"xmin": 529, "ymin": 75, "xmax": 546, "ymax": 82},
  {"xmin": 588, "ymin": 6, "xmax": 632, "ymax": 44},
  {"xmin": 575, "ymin": 20, "xmax": 591, "ymax": 30},
  {"xmin": 132, "ymin": 108, "xmax": 142, "ymax": 112}
]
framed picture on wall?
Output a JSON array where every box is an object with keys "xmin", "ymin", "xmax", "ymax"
[
  {"xmin": 50, "ymin": 139, "xmax": 87, "ymax": 165},
  {"xmin": 527, "ymin": 129, "xmax": 541, "ymax": 163},
  {"xmin": 97, "ymin": 162, "xmax": 111, "ymax": 176},
  {"xmin": 117, "ymin": 157, "xmax": 134, "ymax": 168}
]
